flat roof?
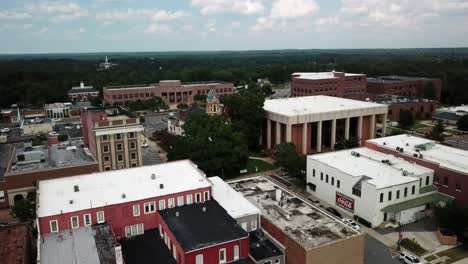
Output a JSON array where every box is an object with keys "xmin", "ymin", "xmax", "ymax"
[
  {"xmin": 23, "ymin": 117, "xmax": 52, "ymax": 125},
  {"xmin": 292, "ymin": 72, "xmax": 364, "ymax": 80},
  {"xmin": 37, "ymin": 160, "xmax": 210, "ymax": 217},
  {"xmin": 263, "ymin": 96, "xmax": 386, "ymax": 117},
  {"xmin": 438, "ymin": 105, "xmax": 468, "ymax": 113},
  {"xmin": 40, "ymin": 224, "xmax": 117, "ymax": 264},
  {"xmin": 209, "ymin": 176, "xmax": 261, "ymax": 219},
  {"xmin": 308, "ymin": 147, "xmax": 432, "ymax": 189},
  {"xmin": 160, "ymin": 200, "xmax": 249, "ymax": 252},
  {"xmin": 121, "ymin": 229, "xmax": 176, "ymax": 264},
  {"xmin": 0, "ymin": 223, "xmax": 30, "ymax": 264},
  {"xmin": 367, "ymin": 76, "xmax": 437, "ymax": 83},
  {"xmin": 229, "ymin": 177, "xmax": 360, "ymax": 250},
  {"xmin": 367, "ymin": 134, "xmax": 468, "ymax": 174},
  {"xmin": 7, "ymin": 140, "xmax": 95, "ymax": 174},
  {"xmin": 249, "ymin": 230, "xmax": 283, "ymax": 261},
  {"xmin": 381, "ymin": 192, "xmax": 453, "ymax": 213}
]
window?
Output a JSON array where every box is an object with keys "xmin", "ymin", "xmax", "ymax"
[
  {"xmin": 131, "ymin": 152, "xmax": 137, "ymax": 160},
  {"xmin": 97, "ymin": 211, "xmax": 105, "ymax": 223},
  {"xmin": 352, "ymin": 188, "xmax": 361, "ymax": 197},
  {"xmin": 396, "ymin": 190, "xmax": 400, "ymax": 199},
  {"xmin": 313, "ymin": 169, "xmax": 315, "ymax": 177},
  {"xmin": 131, "ymin": 163, "xmax": 137, "ymax": 168},
  {"xmin": 252, "ymin": 220, "xmax": 257, "ymax": 231},
  {"xmin": 177, "ymin": 196, "xmax": 184, "ymax": 206},
  {"xmin": 115, "ymin": 133, "xmax": 122, "ymax": 140},
  {"xmin": 426, "ymin": 176, "xmax": 430, "ymax": 186},
  {"xmin": 219, "ymin": 248, "xmax": 226, "ymax": 263},
  {"xmin": 186, "ymin": 194, "xmax": 193, "ymax": 205},
  {"xmin": 168, "ymin": 198, "xmax": 175, "ymax": 208},
  {"xmin": 443, "ymin": 177, "xmax": 449, "ymax": 187},
  {"xmin": 203, "ymin": 191, "xmax": 210, "ymax": 201},
  {"xmin": 103, "ymin": 145, "xmax": 109, "ymax": 153},
  {"xmin": 50, "ymin": 220, "xmax": 59, "ymax": 233},
  {"xmin": 144, "ymin": 202, "xmax": 156, "ymax": 214},
  {"xmin": 116, "ymin": 143, "xmax": 123, "ymax": 151},
  {"xmin": 388, "ymin": 191, "xmax": 392, "ymax": 201},
  {"xmin": 117, "ymin": 154, "xmax": 123, "ymax": 161},
  {"xmin": 331, "ymin": 177, "xmax": 335, "ymax": 186},
  {"xmin": 130, "ymin": 142, "xmax": 136, "ymax": 149},
  {"xmin": 102, "ymin": 135, "xmax": 109, "ymax": 141},
  {"xmin": 337, "ymin": 180, "xmax": 340, "ymax": 189},
  {"xmin": 104, "ymin": 155, "xmax": 110, "ymax": 162},
  {"xmin": 129, "ymin": 132, "xmax": 136, "ymax": 139},
  {"xmin": 411, "ymin": 185, "xmax": 416, "ymax": 195},
  {"xmin": 196, "ymin": 254, "xmax": 203, "ymax": 264},
  {"xmin": 404, "ymin": 187, "xmax": 408, "ymax": 197},
  {"xmin": 173, "ymin": 244, "xmax": 177, "ymax": 260},
  {"xmin": 71, "ymin": 216, "xmax": 79, "ymax": 229},
  {"xmin": 326, "ymin": 174, "xmax": 329, "ymax": 183},
  {"xmin": 83, "ymin": 214, "xmax": 91, "ymax": 226},
  {"xmin": 159, "ymin": 200, "xmax": 166, "ymax": 210},
  {"xmin": 320, "ymin": 172, "xmax": 323, "ymax": 181},
  {"xmin": 379, "ymin": 193, "xmax": 384, "ymax": 203},
  {"xmin": 125, "ymin": 223, "xmax": 144, "ymax": 237},
  {"xmin": 234, "ymin": 245, "xmax": 239, "ymax": 260},
  {"xmin": 196, "ymin": 193, "xmax": 201, "ymax": 203},
  {"xmin": 456, "ymin": 180, "xmax": 462, "ymax": 191},
  {"xmin": 133, "ymin": 205, "xmax": 140, "ymax": 216},
  {"xmin": 104, "ymin": 166, "xmax": 111, "ymax": 171}
]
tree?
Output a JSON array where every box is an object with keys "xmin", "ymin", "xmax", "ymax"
[
  {"xmin": 426, "ymin": 120, "xmax": 445, "ymax": 141},
  {"xmin": 177, "ymin": 102, "xmax": 189, "ymax": 110},
  {"xmin": 167, "ymin": 113, "xmax": 249, "ymax": 177},
  {"xmin": 457, "ymin": 115, "xmax": 468, "ymax": 131},
  {"xmin": 194, "ymin": 94, "xmax": 207, "ymax": 102},
  {"xmin": 422, "ymin": 81, "xmax": 437, "ymax": 100},
  {"xmin": 399, "ymin": 110, "xmax": 415, "ymax": 129},
  {"xmin": 10, "ymin": 193, "xmax": 36, "ymax": 222},
  {"xmin": 90, "ymin": 96, "xmax": 102, "ymax": 107},
  {"xmin": 273, "ymin": 143, "xmax": 306, "ymax": 180},
  {"xmin": 434, "ymin": 201, "xmax": 468, "ymax": 238}
]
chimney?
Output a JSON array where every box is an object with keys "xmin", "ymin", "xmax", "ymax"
[
  {"xmin": 114, "ymin": 244, "xmax": 123, "ymax": 264},
  {"xmin": 80, "ymin": 81, "xmax": 84, "ymax": 88}
]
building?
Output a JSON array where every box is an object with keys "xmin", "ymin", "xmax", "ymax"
[
  {"xmin": 433, "ymin": 105, "xmax": 468, "ymax": 125},
  {"xmin": 68, "ymin": 82, "xmax": 99, "ymax": 102},
  {"xmin": 206, "ymin": 89, "xmax": 223, "ymax": 115},
  {"xmin": 20, "ymin": 117, "xmax": 53, "ymax": 136},
  {"xmin": 262, "ymin": 96, "xmax": 388, "ymax": 154},
  {"xmin": 121, "ymin": 228, "xmax": 177, "ymax": 264},
  {"xmin": 99, "ymin": 56, "xmax": 117, "ymax": 70},
  {"xmin": 367, "ymin": 76, "xmax": 442, "ymax": 102},
  {"xmin": 40, "ymin": 223, "xmax": 119, "ymax": 264},
  {"xmin": 291, "ymin": 71, "xmax": 366, "ymax": 98},
  {"xmin": 372, "ymin": 95, "xmax": 437, "ymax": 122},
  {"xmin": 0, "ymin": 139, "xmax": 97, "ymax": 207},
  {"xmin": 306, "ymin": 147, "xmax": 452, "ymax": 227},
  {"xmin": 167, "ymin": 107, "xmax": 205, "ymax": 136},
  {"xmin": 44, "ymin": 102, "xmax": 72, "ymax": 119},
  {"xmin": 103, "ymin": 80, "xmax": 235, "ymax": 106},
  {"xmin": 0, "ymin": 223, "xmax": 33, "ymax": 264},
  {"xmin": 230, "ymin": 177, "xmax": 364, "ymax": 264},
  {"xmin": 81, "ymin": 107, "xmax": 144, "ymax": 171},
  {"xmin": 366, "ymin": 134, "xmax": 468, "ymax": 207}
]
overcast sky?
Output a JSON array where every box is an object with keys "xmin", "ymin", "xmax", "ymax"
[{"xmin": 1, "ymin": 0, "xmax": 468, "ymax": 54}]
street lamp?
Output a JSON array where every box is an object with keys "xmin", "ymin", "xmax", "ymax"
[{"xmin": 397, "ymin": 222, "xmax": 402, "ymax": 251}]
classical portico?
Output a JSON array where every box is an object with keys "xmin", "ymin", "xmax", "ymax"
[{"xmin": 263, "ymin": 96, "xmax": 388, "ymax": 155}]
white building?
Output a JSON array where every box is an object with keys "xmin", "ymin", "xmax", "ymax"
[
  {"xmin": 44, "ymin": 102, "xmax": 71, "ymax": 118},
  {"xmin": 306, "ymin": 147, "xmax": 452, "ymax": 227}
]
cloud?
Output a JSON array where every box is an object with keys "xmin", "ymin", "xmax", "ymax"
[
  {"xmin": 144, "ymin": 23, "xmax": 171, "ymax": 34},
  {"xmin": 25, "ymin": 1, "xmax": 89, "ymax": 22},
  {"xmin": 98, "ymin": 8, "xmax": 188, "ymax": 22},
  {"xmin": 65, "ymin": 27, "xmax": 86, "ymax": 39},
  {"xmin": 0, "ymin": 11, "xmax": 32, "ymax": 20},
  {"xmin": 0, "ymin": 24, "xmax": 33, "ymax": 31},
  {"xmin": 270, "ymin": 0, "xmax": 319, "ymax": 19},
  {"xmin": 191, "ymin": 0, "xmax": 265, "ymax": 15},
  {"xmin": 205, "ymin": 19, "xmax": 217, "ymax": 32}
]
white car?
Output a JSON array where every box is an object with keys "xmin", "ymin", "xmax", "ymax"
[
  {"xmin": 0, "ymin": 128, "xmax": 11, "ymax": 133},
  {"xmin": 141, "ymin": 142, "xmax": 149, "ymax": 148},
  {"xmin": 399, "ymin": 251, "xmax": 424, "ymax": 264},
  {"xmin": 342, "ymin": 218, "xmax": 360, "ymax": 231}
]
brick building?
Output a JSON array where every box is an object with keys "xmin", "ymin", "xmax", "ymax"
[
  {"xmin": 103, "ymin": 80, "xmax": 235, "ymax": 106},
  {"xmin": 367, "ymin": 76, "xmax": 442, "ymax": 102},
  {"xmin": 372, "ymin": 95, "xmax": 437, "ymax": 122},
  {"xmin": 262, "ymin": 96, "xmax": 388, "ymax": 154},
  {"xmin": 68, "ymin": 81, "xmax": 99, "ymax": 102},
  {"xmin": 0, "ymin": 223, "xmax": 34, "ymax": 264},
  {"xmin": 290, "ymin": 72, "xmax": 366, "ymax": 98},
  {"xmin": 366, "ymin": 135, "xmax": 468, "ymax": 208},
  {"xmin": 81, "ymin": 107, "xmax": 144, "ymax": 171}
]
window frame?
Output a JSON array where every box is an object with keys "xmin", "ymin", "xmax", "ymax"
[
  {"xmin": 177, "ymin": 196, "xmax": 184, "ymax": 207},
  {"xmin": 195, "ymin": 193, "xmax": 201, "ymax": 203},
  {"xmin": 219, "ymin": 248, "xmax": 226, "ymax": 264},
  {"xmin": 97, "ymin": 211, "xmax": 105, "ymax": 223},
  {"xmin": 234, "ymin": 245, "xmax": 239, "ymax": 260},
  {"xmin": 159, "ymin": 199, "xmax": 166, "ymax": 210},
  {"xmin": 203, "ymin": 191, "xmax": 210, "ymax": 202},
  {"xmin": 71, "ymin": 216, "xmax": 79, "ymax": 229},
  {"xmin": 168, "ymin": 198, "xmax": 175, "ymax": 208},
  {"xmin": 186, "ymin": 194, "xmax": 193, "ymax": 205},
  {"xmin": 50, "ymin": 220, "xmax": 59, "ymax": 233},
  {"xmin": 133, "ymin": 204, "xmax": 141, "ymax": 216},
  {"xmin": 83, "ymin": 213, "xmax": 91, "ymax": 226},
  {"xmin": 144, "ymin": 202, "xmax": 156, "ymax": 214}
]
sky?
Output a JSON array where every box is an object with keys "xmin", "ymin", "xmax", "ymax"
[{"xmin": 1, "ymin": 0, "xmax": 468, "ymax": 54}]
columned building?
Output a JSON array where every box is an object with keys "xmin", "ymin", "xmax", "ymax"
[{"xmin": 262, "ymin": 96, "xmax": 388, "ymax": 154}]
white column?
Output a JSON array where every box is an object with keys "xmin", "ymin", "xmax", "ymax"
[
  {"xmin": 331, "ymin": 119, "xmax": 336, "ymax": 150},
  {"xmin": 370, "ymin": 114, "xmax": 376, "ymax": 139},
  {"xmin": 345, "ymin": 117, "xmax": 350, "ymax": 140},
  {"xmin": 317, "ymin": 121, "xmax": 322, "ymax": 153},
  {"xmin": 276, "ymin": 122, "xmax": 281, "ymax": 146},
  {"xmin": 382, "ymin": 113, "xmax": 388, "ymax": 137},
  {"xmin": 358, "ymin": 116, "xmax": 363, "ymax": 146},
  {"xmin": 266, "ymin": 120, "xmax": 271, "ymax": 149},
  {"xmin": 286, "ymin": 124, "xmax": 292, "ymax": 142},
  {"xmin": 302, "ymin": 123, "xmax": 307, "ymax": 155}
]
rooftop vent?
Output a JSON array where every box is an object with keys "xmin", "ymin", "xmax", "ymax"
[
  {"xmin": 351, "ymin": 151, "xmax": 360, "ymax": 157},
  {"xmin": 175, "ymin": 211, "xmax": 179, "ymax": 217},
  {"xmin": 406, "ymin": 143, "xmax": 409, "ymax": 146},
  {"xmin": 122, "ymin": 193, "xmax": 126, "ymax": 199},
  {"xmin": 202, "ymin": 207, "xmax": 206, "ymax": 212},
  {"xmin": 159, "ymin": 184, "xmax": 164, "ymax": 189},
  {"xmin": 151, "ymin": 173, "xmax": 156, "ymax": 180},
  {"xmin": 69, "ymin": 200, "xmax": 74, "ymax": 204},
  {"xmin": 74, "ymin": 185, "xmax": 79, "ymax": 192}
]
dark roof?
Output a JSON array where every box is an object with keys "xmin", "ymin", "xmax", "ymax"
[
  {"xmin": 68, "ymin": 88, "xmax": 98, "ymax": 94},
  {"xmin": 249, "ymin": 230, "xmax": 284, "ymax": 261},
  {"xmin": 433, "ymin": 112, "xmax": 461, "ymax": 122},
  {"xmin": 230, "ymin": 258, "xmax": 254, "ymax": 264},
  {"xmin": 367, "ymin": 76, "xmax": 437, "ymax": 83},
  {"xmin": 121, "ymin": 229, "xmax": 176, "ymax": 264},
  {"xmin": 93, "ymin": 224, "xmax": 117, "ymax": 264},
  {"xmin": 0, "ymin": 223, "xmax": 31, "ymax": 264},
  {"xmin": 160, "ymin": 200, "xmax": 249, "ymax": 252}
]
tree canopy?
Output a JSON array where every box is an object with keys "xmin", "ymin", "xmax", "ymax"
[
  {"xmin": 273, "ymin": 143, "xmax": 306, "ymax": 180},
  {"xmin": 399, "ymin": 110, "xmax": 415, "ymax": 129},
  {"xmin": 434, "ymin": 201, "xmax": 468, "ymax": 238},
  {"xmin": 426, "ymin": 120, "xmax": 445, "ymax": 141},
  {"xmin": 457, "ymin": 115, "xmax": 468, "ymax": 131}
]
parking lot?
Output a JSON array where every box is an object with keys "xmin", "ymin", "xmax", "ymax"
[
  {"xmin": 142, "ymin": 113, "xmax": 167, "ymax": 138},
  {"xmin": 141, "ymin": 134, "xmax": 167, "ymax": 166}
]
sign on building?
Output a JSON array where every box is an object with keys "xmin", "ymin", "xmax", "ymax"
[{"xmin": 336, "ymin": 192, "xmax": 354, "ymax": 213}]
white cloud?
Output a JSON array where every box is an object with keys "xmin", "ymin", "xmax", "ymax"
[
  {"xmin": 270, "ymin": 0, "xmax": 319, "ymax": 19},
  {"xmin": 191, "ymin": 0, "xmax": 265, "ymax": 15},
  {"xmin": 231, "ymin": 21, "xmax": 241, "ymax": 28},
  {"xmin": 205, "ymin": 19, "xmax": 217, "ymax": 32},
  {"xmin": 25, "ymin": 1, "xmax": 88, "ymax": 22},
  {"xmin": 0, "ymin": 24, "xmax": 33, "ymax": 31},
  {"xmin": 65, "ymin": 27, "xmax": 86, "ymax": 39},
  {"xmin": 98, "ymin": 8, "xmax": 188, "ymax": 23},
  {"xmin": 144, "ymin": 23, "xmax": 171, "ymax": 34},
  {"xmin": 0, "ymin": 11, "xmax": 32, "ymax": 20}
]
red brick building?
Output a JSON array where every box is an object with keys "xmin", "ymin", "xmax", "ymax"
[
  {"xmin": 291, "ymin": 72, "xmax": 366, "ymax": 98},
  {"xmin": 0, "ymin": 223, "xmax": 33, "ymax": 264},
  {"xmin": 367, "ymin": 76, "xmax": 442, "ymax": 102},
  {"xmin": 103, "ymin": 80, "xmax": 235, "ymax": 106},
  {"xmin": 366, "ymin": 135, "xmax": 468, "ymax": 208}
]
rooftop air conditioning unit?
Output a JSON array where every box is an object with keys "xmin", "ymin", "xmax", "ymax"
[
  {"xmin": 159, "ymin": 184, "xmax": 164, "ymax": 189},
  {"xmin": 151, "ymin": 173, "xmax": 156, "ymax": 180},
  {"xmin": 74, "ymin": 185, "xmax": 79, "ymax": 192}
]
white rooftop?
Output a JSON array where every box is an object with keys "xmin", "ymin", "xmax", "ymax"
[
  {"xmin": 367, "ymin": 134, "xmax": 468, "ymax": 174},
  {"xmin": 309, "ymin": 147, "xmax": 432, "ymax": 189},
  {"xmin": 37, "ymin": 160, "xmax": 210, "ymax": 217},
  {"xmin": 209, "ymin": 176, "xmax": 261, "ymax": 219},
  {"xmin": 292, "ymin": 72, "xmax": 364, "ymax": 80},
  {"xmin": 263, "ymin": 95, "xmax": 386, "ymax": 117},
  {"xmin": 438, "ymin": 105, "xmax": 468, "ymax": 114}
]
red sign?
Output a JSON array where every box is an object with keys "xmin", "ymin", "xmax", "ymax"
[{"xmin": 336, "ymin": 192, "xmax": 354, "ymax": 213}]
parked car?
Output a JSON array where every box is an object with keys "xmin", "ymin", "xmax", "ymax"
[
  {"xmin": 141, "ymin": 142, "xmax": 149, "ymax": 148},
  {"xmin": 399, "ymin": 251, "xmax": 424, "ymax": 264},
  {"xmin": 0, "ymin": 128, "xmax": 11, "ymax": 133},
  {"xmin": 342, "ymin": 218, "xmax": 360, "ymax": 231},
  {"xmin": 326, "ymin": 207, "xmax": 342, "ymax": 218}
]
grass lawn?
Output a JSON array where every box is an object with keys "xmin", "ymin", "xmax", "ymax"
[
  {"xmin": 245, "ymin": 158, "xmax": 276, "ymax": 174},
  {"xmin": 437, "ymin": 245, "xmax": 468, "ymax": 264},
  {"xmin": 413, "ymin": 121, "xmax": 428, "ymax": 129}
]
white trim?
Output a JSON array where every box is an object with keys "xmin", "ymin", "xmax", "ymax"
[
  {"xmin": 186, "ymin": 194, "xmax": 193, "ymax": 205},
  {"xmin": 83, "ymin": 213, "xmax": 91, "ymax": 226},
  {"xmin": 133, "ymin": 204, "xmax": 140, "ymax": 216},
  {"xmin": 177, "ymin": 196, "xmax": 184, "ymax": 207},
  {"xmin": 219, "ymin": 248, "xmax": 226, "ymax": 263},
  {"xmin": 168, "ymin": 198, "xmax": 175, "ymax": 208},
  {"xmin": 71, "ymin": 216, "xmax": 79, "ymax": 229},
  {"xmin": 159, "ymin": 199, "xmax": 166, "ymax": 210},
  {"xmin": 144, "ymin": 202, "xmax": 156, "ymax": 214},
  {"xmin": 50, "ymin": 220, "xmax": 59, "ymax": 233},
  {"xmin": 94, "ymin": 125, "xmax": 143, "ymax": 136},
  {"xmin": 233, "ymin": 245, "xmax": 239, "ymax": 260},
  {"xmin": 97, "ymin": 211, "xmax": 105, "ymax": 223},
  {"xmin": 203, "ymin": 191, "xmax": 210, "ymax": 202},
  {"xmin": 196, "ymin": 254, "xmax": 204, "ymax": 264}
]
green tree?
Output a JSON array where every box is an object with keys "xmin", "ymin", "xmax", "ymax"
[
  {"xmin": 10, "ymin": 193, "xmax": 36, "ymax": 222},
  {"xmin": 167, "ymin": 113, "xmax": 249, "ymax": 177},
  {"xmin": 426, "ymin": 120, "xmax": 445, "ymax": 141},
  {"xmin": 457, "ymin": 115, "xmax": 468, "ymax": 131},
  {"xmin": 177, "ymin": 102, "xmax": 189, "ymax": 110},
  {"xmin": 422, "ymin": 82, "xmax": 437, "ymax": 100},
  {"xmin": 273, "ymin": 143, "xmax": 306, "ymax": 180},
  {"xmin": 194, "ymin": 94, "xmax": 207, "ymax": 102},
  {"xmin": 434, "ymin": 201, "xmax": 468, "ymax": 238},
  {"xmin": 90, "ymin": 96, "xmax": 102, "ymax": 107},
  {"xmin": 399, "ymin": 110, "xmax": 415, "ymax": 129}
]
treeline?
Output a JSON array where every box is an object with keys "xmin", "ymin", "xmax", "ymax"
[{"xmin": 1, "ymin": 49, "xmax": 468, "ymax": 107}]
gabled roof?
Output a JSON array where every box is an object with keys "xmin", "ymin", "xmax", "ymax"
[{"xmin": 206, "ymin": 89, "xmax": 219, "ymax": 102}]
